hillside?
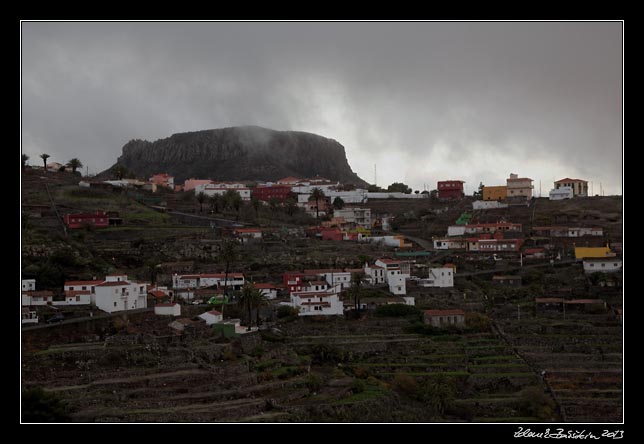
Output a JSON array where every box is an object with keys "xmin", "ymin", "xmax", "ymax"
[{"xmin": 102, "ymin": 126, "xmax": 368, "ymax": 186}]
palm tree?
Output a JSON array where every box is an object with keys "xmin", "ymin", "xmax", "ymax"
[
  {"xmin": 351, "ymin": 271, "xmax": 366, "ymax": 316},
  {"xmin": 66, "ymin": 158, "xmax": 83, "ymax": 174},
  {"xmin": 309, "ymin": 187, "xmax": 326, "ymax": 219},
  {"xmin": 239, "ymin": 283, "xmax": 264, "ymax": 330},
  {"xmin": 219, "ymin": 239, "xmax": 238, "ymax": 307},
  {"xmin": 22, "ymin": 154, "xmax": 29, "ymax": 169},
  {"xmin": 251, "ymin": 287, "xmax": 268, "ymax": 328},
  {"xmin": 209, "ymin": 194, "xmax": 221, "ymax": 214},
  {"xmin": 251, "ymin": 197, "xmax": 261, "ymax": 219},
  {"xmin": 196, "ymin": 192, "xmax": 206, "ymax": 213},
  {"xmin": 40, "ymin": 153, "xmax": 50, "ymax": 171},
  {"xmin": 284, "ymin": 197, "xmax": 297, "ymax": 216}
]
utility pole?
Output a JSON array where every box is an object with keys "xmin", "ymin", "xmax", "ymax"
[
  {"xmin": 539, "ymin": 180, "xmax": 541, "ymax": 198},
  {"xmin": 374, "ymin": 164, "xmax": 377, "ymax": 187}
]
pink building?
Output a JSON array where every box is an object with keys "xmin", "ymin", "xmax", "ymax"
[
  {"xmin": 150, "ymin": 173, "xmax": 175, "ymax": 190},
  {"xmin": 183, "ymin": 178, "xmax": 214, "ymax": 192}
]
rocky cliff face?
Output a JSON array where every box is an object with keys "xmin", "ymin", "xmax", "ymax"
[{"xmin": 106, "ymin": 126, "xmax": 368, "ymax": 186}]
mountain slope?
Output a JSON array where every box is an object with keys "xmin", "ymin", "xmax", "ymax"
[{"xmin": 104, "ymin": 126, "xmax": 368, "ymax": 186}]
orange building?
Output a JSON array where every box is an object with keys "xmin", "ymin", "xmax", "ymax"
[{"xmin": 482, "ymin": 185, "xmax": 507, "ymax": 201}]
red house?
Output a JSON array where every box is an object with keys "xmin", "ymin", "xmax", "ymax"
[
  {"xmin": 252, "ymin": 185, "xmax": 293, "ymax": 203},
  {"xmin": 437, "ymin": 180, "xmax": 465, "ymax": 200},
  {"xmin": 63, "ymin": 211, "xmax": 110, "ymax": 229},
  {"xmin": 283, "ymin": 272, "xmax": 304, "ymax": 294},
  {"xmin": 321, "ymin": 228, "xmax": 343, "ymax": 241}
]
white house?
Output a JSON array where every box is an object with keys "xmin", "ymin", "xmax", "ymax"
[
  {"xmin": 424, "ymin": 309, "xmax": 466, "ymax": 328},
  {"xmin": 22, "ymin": 291, "xmax": 53, "ymax": 306},
  {"xmin": 374, "ymin": 259, "xmax": 410, "ymax": 295},
  {"xmin": 364, "ymin": 263, "xmax": 386, "ymax": 285},
  {"xmin": 254, "ymin": 283, "xmax": 279, "ymax": 300},
  {"xmin": 387, "ymin": 273, "xmax": 406, "ymax": 295},
  {"xmin": 64, "ymin": 291, "xmax": 92, "ymax": 305},
  {"xmin": 172, "ymin": 273, "xmax": 245, "ymax": 291},
  {"xmin": 420, "ymin": 268, "xmax": 454, "ymax": 288},
  {"xmin": 94, "ymin": 275, "xmax": 147, "ymax": 313},
  {"xmin": 290, "ymin": 284, "xmax": 344, "ymax": 316},
  {"xmin": 333, "ymin": 207, "xmax": 372, "ymax": 228},
  {"xmin": 433, "ymin": 238, "xmax": 468, "ymax": 250},
  {"xmin": 199, "ymin": 309, "xmax": 223, "ymax": 325},
  {"xmin": 549, "ymin": 186, "xmax": 574, "ymax": 200},
  {"xmin": 199, "ymin": 183, "xmax": 251, "ymax": 201},
  {"xmin": 155, "ymin": 303, "xmax": 181, "ymax": 316},
  {"xmin": 318, "ymin": 270, "xmax": 352, "ymax": 289},
  {"xmin": 583, "ymin": 257, "xmax": 623, "ymax": 274},
  {"xmin": 64, "ymin": 279, "xmax": 103, "ymax": 304},
  {"xmin": 472, "ymin": 200, "xmax": 509, "ymax": 210},
  {"xmin": 233, "ymin": 228, "xmax": 263, "ymax": 243},
  {"xmin": 22, "ymin": 307, "xmax": 38, "ymax": 325},
  {"xmin": 22, "ymin": 279, "xmax": 36, "ymax": 292},
  {"xmin": 447, "ymin": 226, "xmax": 466, "ymax": 237}
]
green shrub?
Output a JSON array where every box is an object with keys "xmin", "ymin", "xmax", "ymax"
[
  {"xmin": 351, "ymin": 379, "xmax": 366, "ymax": 394},
  {"xmin": 276, "ymin": 305, "xmax": 298, "ymax": 319},
  {"xmin": 22, "ymin": 387, "xmax": 70, "ymax": 422}
]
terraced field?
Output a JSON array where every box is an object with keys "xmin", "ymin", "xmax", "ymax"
[
  {"xmin": 493, "ymin": 312, "xmax": 622, "ymax": 422},
  {"xmin": 21, "ymin": 315, "xmax": 558, "ymax": 422}
]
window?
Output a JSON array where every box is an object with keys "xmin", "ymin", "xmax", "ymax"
[
  {"xmin": 114, "ymin": 302, "xmax": 117, "ymax": 307},
  {"xmin": 601, "ymin": 263, "xmax": 605, "ymax": 267}
]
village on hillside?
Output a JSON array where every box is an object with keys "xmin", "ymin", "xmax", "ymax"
[{"xmin": 21, "ymin": 159, "xmax": 623, "ymax": 423}]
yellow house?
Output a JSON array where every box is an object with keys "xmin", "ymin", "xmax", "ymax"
[
  {"xmin": 482, "ymin": 186, "xmax": 508, "ymax": 201},
  {"xmin": 574, "ymin": 245, "xmax": 614, "ymax": 260}
]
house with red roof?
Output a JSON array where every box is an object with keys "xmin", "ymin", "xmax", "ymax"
[
  {"xmin": 253, "ymin": 283, "xmax": 280, "ymax": 300},
  {"xmin": 93, "ymin": 274, "xmax": 148, "ymax": 313},
  {"xmin": 423, "ymin": 309, "xmax": 466, "ymax": 328},
  {"xmin": 150, "ymin": 173, "xmax": 175, "ymax": 190},
  {"xmin": 199, "ymin": 309, "xmax": 223, "ymax": 325},
  {"xmin": 290, "ymin": 284, "xmax": 344, "ymax": 316},
  {"xmin": 554, "ymin": 178, "xmax": 588, "ymax": 197}
]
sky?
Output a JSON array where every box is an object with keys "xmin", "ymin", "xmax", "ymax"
[{"xmin": 21, "ymin": 21, "xmax": 623, "ymax": 195}]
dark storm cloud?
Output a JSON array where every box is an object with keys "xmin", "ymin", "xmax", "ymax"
[{"xmin": 21, "ymin": 21, "xmax": 622, "ymax": 194}]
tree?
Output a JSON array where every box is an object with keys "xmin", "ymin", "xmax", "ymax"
[
  {"xmin": 414, "ymin": 190, "xmax": 420, "ymax": 194},
  {"xmin": 40, "ymin": 153, "xmax": 50, "ymax": 171},
  {"xmin": 66, "ymin": 158, "xmax": 83, "ymax": 174},
  {"xmin": 22, "ymin": 153, "xmax": 29, "ymax": 169},
  {"xmin": 223, "ymin": 189, "xmax": 242, "ymax": 214},
  {"xmin": 268, "ymin": 197, "xmax": 280, "ymax": 211},
  {"xmin": 429, "ymin": 189, "xmax": 438, "ymax": 200},
  {"xmin": 209, "ymin": 194, "xmax": 221, "ymax": 214},
  {"xmin": 309, "ymin": 188, "xmax": 326, "ymax": 219},
  {"xmin": 22, "ymin": 387, "xmax": 70, "ymax": 422},
  {"xmin": 219, "ymin": 239, "xmax": 238, "ymax": 307},
  {"xmin": 350, "ymin": 272, "xmax": 366, "ymax": 316},
  {"xmin": 251, "ymin": 197, "xmax": 261, "ymax": 219},
  {"xmin": 473, "ymin": 182, "xmax": 484, "ymax": 200},
  {"xmin": 238, "ymin": 283, "xmax": 256, "ymax": 330},
  {"xmin": 284, "ymin": 197, "xmax": 297, "ymax": 216},
  {"xmin": 367, "ymin": 184, "xmax": 384, "ymax": 192},
  {"xmin": 111, "ymin": 164, "xmax": 130, "ymax": 180},
  {"xmin": 332, "ymin": 196, "xmax": 345, "ymax": 210},
  {"xmin": 387, "ymin": 182, "xmax": 412, "ymax": 194},
  {"xmin": 196, "ymin": 192, "xmax": 206, "ymax": 213}
]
